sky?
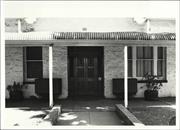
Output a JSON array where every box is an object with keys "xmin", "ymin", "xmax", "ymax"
[{"xmin": 3, "ymin": 1, "xmax": 179, "ymax": 18}]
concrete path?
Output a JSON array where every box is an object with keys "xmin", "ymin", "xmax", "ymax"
[
  {"xmin": 56, "ymin": 111, "xmax": 124, "ymax": 125},
  {"xmin": 5, "ymin": 97, "xmax": 175, "ymax": 126},
  {"xmin": 4, "ymin": 108, "xmax": 50, "ymax": 127}
]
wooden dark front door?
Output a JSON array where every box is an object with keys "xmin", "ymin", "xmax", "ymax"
[{"xmin": 68, "ymin": 47, "xmax": 104, "ymax": 97}]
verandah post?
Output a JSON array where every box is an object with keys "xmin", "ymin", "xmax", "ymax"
[
  {"xmin": 124, "ymin": 46, "xmax": 128, "ymax": 108},
  {"xmin": 49, "ymin": 44, "xmax": 53, "ymax": 108}
]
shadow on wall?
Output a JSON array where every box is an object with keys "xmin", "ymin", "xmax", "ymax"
[{"xmin": 133, "ymin": 84, "xmax": 147, "ymax": 98}]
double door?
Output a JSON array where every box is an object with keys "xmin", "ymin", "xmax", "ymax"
[{"xmin": 68, "ymin": 47, "xmax": 103, "ymax": 97}]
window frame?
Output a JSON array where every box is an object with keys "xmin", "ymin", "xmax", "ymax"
[
  {"xmin": 23, "ymin": 47, "xmax": 43, "ymax": 82},
  {"xmin": 128, "ymin": 46, "xmax": 167, "ymax": 80},
  {"xmin": 157, "ymin": 47, "xmax": 167, "ymax": 80},
  {"xmin": 128, "ymin": 46, "xmax": 133, "ymax": 77},
  {"xmin": 136, "ymin": 46, "xmax": 154, "ymax": 77}
]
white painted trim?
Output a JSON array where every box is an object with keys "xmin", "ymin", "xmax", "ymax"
[
  {"xmin": 23, "ymin": 47, "xmax": 43, "ymax": 82},
  {"xmin": 5, "ymin": 40, "xmax": 175, "ymax": 47},
  {"xmin": 124, "ymin": 46, "xmax": 128, "ymax": 108},
  {"xmin": 154, "ymin": 46, "xmax": 158, "ymax": 75},
  {"xmin": 130, "ymin": 46, "xmax": 167, "ymax": 80},
  {"xmin": 132, "ymin": 46, "xmax": 136, "ymax": 77},
  {"xmin": 49, "ymin": 45, "xmax": 53, "ymax": 107}
]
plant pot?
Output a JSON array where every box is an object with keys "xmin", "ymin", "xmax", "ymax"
[{"xmin": 144, "ymin": 89, "xmax": 158, "ymax": 101}]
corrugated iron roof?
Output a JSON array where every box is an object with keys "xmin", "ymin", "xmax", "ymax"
[
  {"xmin": 53, "ymin": 32, "xmax": 175, "ymax": 40},
  {"xmin": 6, "ymin": 32, "xmax": 176, "ymax": 40},
  {"xmin": 6, "ymin": 32, "xmax": 53, "ymax": 40}
]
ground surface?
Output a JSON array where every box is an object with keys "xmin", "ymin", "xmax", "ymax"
[
  {"xmin": 130, "ymin": 107, "xmax": 175, "ymax": 125},
  {"xmin": 130, "ymin": 97, "xmax": 176, "ymax": 125},
  {"xmin": 5, "ymin": 97, "xmax": 176, "ymax": 126},
  {"xmin": 4, "ymin": 107, "xmax": 50, "ymax": 127},
  {"xmin": 56, "ymin": 111, "xmax": 124, "ymax": 125}
]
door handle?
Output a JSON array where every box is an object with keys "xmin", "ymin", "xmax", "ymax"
[{"xmin": 98, "ymin": 77, "xmax": 102, "ymax": 81}]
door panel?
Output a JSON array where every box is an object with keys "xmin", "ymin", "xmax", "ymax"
[
  {"xmin": 86, "ymin": 57, "xmax": 98, "ymax": 96},
  {"xmin": 68, "ymin": 47, "xmax": 103, "ymax": 97}
]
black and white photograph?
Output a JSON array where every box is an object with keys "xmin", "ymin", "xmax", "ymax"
[{"xmin": 0, "ymin": 1, "xmax": 179, "ymax": 129}]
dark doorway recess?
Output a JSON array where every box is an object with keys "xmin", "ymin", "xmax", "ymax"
[{"xmin": 68, "ymin": 47, "xmax": 104, "ymax": 98}]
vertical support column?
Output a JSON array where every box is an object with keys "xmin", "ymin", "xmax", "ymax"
[
  {"xmin": 124, "ymin": 46, "xmax": 128, "ymax": 108},
  {"xmin": 154, "ymin": 46, "xmax": 157, "ymax": 75},
  {"xmin": 49, "ymin": 44, "xmax": 53, "ymax": 108}
]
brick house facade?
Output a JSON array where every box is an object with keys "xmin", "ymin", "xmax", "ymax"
[{"xmin": 5, "ymin": 18, "xmax": 176, "ymax": 99}]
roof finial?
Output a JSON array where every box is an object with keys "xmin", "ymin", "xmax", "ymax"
[
  {"xmin": 18, "ymin": 19, "xmax": 22, "ymax": 33},
  {"xmin": 146, "ymin": 19, "xmax": 151, "ymax": 33}
]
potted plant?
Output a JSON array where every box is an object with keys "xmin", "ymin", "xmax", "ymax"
[
  {"xmin": 7, "ymin": 81, "xmax": 24, "ymax": 101},
  {"xmin": 143, "ymin": 72, "xmax": 163, "ymax": 101}
]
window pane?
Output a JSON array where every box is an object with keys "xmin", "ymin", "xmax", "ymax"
[
  {"xmin": 128, "ymin": 60, "xmax": 132, "ymax": 77},
  {"xmin": 136, "ymin": 60, "xmax": 153, "ymax": 77},
  {"xmin": 77, "ymin": 58, "xmax": 84, "ymax": 66},
  {"xmin": 88, "ymin": 68, "xmax": 95, "ymax": 78},
  {"xmin": 77, "ymin": 68, "xmax": 84, "ymax": 77},
  {"xmin": 137, "ymin": 47, "xmax": 143, "ymax": 59},
  {"xmin": 87, "ymin": 58, "xmax": 94, "ymax": 66},
  {"xmin": 128, "ymin": 47, "xmax": 133, "ymax": 77},
  {"xmin": 137, "ymin": 47, "xmax": 153, "ymax": 59},
  {"xmin": 158, "ymin": 47, "xmax": 163, "ymax": 59},
  {"xmin": 136, "ymin": 60, "xmax": 144, "ymax": 77},
  {"xmin": 144, "ymin": 60, "xmax": 153, "ymax": 75},
  {"xmin": 27, "ymin": 47, "xmax": 42, "ymax": 60},
  {"xmin": 158, "ymin": 47, "xmax": 166, "ymax": 59},
  {"xmin": 157, "ymin": 60, "xmax": 163, "ymax": 76},
  {"xmin": 144, "ymin": 47, "xmax": 153, "ymax": 59},
  {"xmin": 157, "ymin": 47, "xmax": 167, "ymax": 79},
  {"xmin": 157, "ymin": 60, "xmax": 166, "ymax": 78},
  {"xmin": 27, "ymin": 61, "xmax": 42, "ymax": 78},
  {"xmin": 128, "ymin": 47, "xmax": 132, "ymax": 59},
  {"xmin": 163, "ymin": 48, "xmax": 167, "ymax": 59},
  {"xmin": 136, "ymin": 47, "xmax": 153, "ymax": 77}
]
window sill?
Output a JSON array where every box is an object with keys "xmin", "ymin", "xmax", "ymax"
[
  {"xmin": 23, "ymin": 81, "xmax": 35, "ymax": 84},
  {"xmin": 137, "ymin": 80, "xmax": 168, "ymax": 83}
]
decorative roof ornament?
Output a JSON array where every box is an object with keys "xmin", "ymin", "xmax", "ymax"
[
  {"xmin": 21, "ymin": 18, "xmax": 36, "ymax": 32},
  {"xmin": 24, "ymin": 17, "xmax": 37, "ymax": 24},
  {"xmin": 133, "ymin": 17, "xmax": 147, "ymax": 25}
]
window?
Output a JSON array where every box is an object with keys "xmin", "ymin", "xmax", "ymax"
[
  {"xmin": 157, "ymin": 47, "xmax": 166, "ymax": 79},
  {"xmin": 25, "ymin": 47, "xmax": 43, "ymax": 79},
  {"xmin": 136, "ymin": 47, "xmax": 154, "ymax": 77},
  {"xmin": 128, "ymin": 47, "xmax": 133, "ymax": 77},
  {"xmin": 127, "ymin": 46, "xmax": 167, "ymax": 80}
]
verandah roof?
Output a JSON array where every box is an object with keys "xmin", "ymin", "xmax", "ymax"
[
  {"xmin": 53, "ymin": 32, "xmax": 175, "ymax": 40},
  {"xmin": 6, "ymin": 32, "xmax": 176, "ymax": 41}
]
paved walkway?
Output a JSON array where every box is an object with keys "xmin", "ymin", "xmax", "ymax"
[
  {"xmin": 55, "ymin": 97, "xmax": 176, "ymax": 112},
  {"xmin": 5, "ymin": 97, "xmax": 176, "ymax": 126},
  {"xmin": 55, "ymin": 97, "xmax": 176, "ymax": 126},
  {"xmin": 6, "ymin": 97, "xmax": 175, "ymax": 109},
  {"xmin": 4, "ymin": 108, "xmax": 50, "ymax": 127},
  {"xmin": 56, "ymin": 111, "xmax": 124, "ymax": 125}
]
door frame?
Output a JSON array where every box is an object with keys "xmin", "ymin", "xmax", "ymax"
[{"xmin": 67, "ymin": 46, "xmax": 104, "ymax": 98}]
